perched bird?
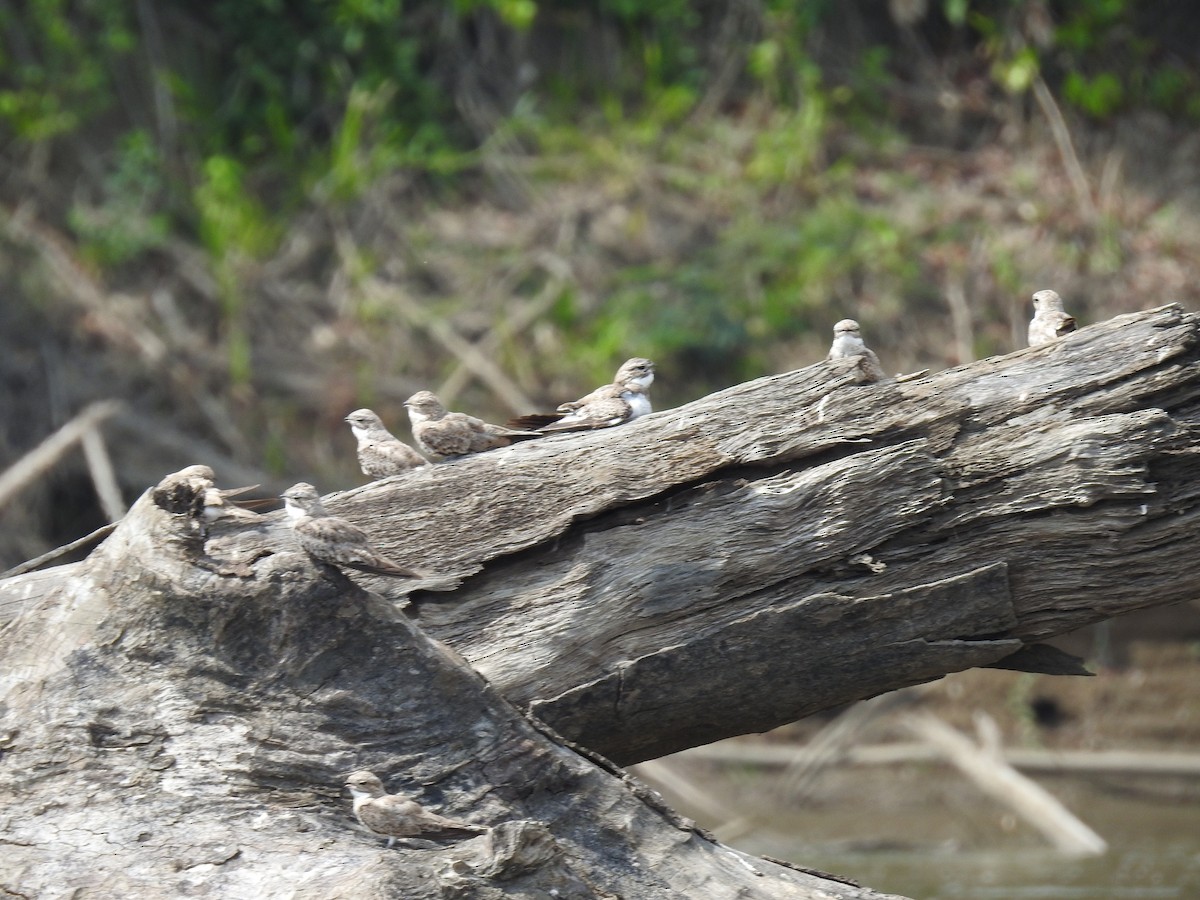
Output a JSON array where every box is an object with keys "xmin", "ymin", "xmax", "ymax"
[
  {"xmin": 156, "ymin": 465, "xmax": 260, "ymax": 526},
  {"xmin": 827, "ymin": 319, "xmax": 889, "ymax": 383},
  {"xmin": 281, "ymin": 482, "xmax": 425, "ymax": 578},
  {"xmin": 404, "ymin": 391, "xmax": 540, "ymax": 461},
  {"xmin": 344, "ymin": 408, "xmax": 428, "ymax": 478},
  {"xmin": 201, "ymin": 482, "xmax": 262, "ymax": 526},
  {"xmin": 508, "ymin": 357, "xmax": 656, "ymax": 432},
  {"xmin": 535, "ymin": 385, "xmax": 650, "ymax": 433},
  {"xmin": 175, "ymin": 464, "xmax": 217, "ymax": 491},
  {"xmin": 560, "ymin": 357, "xmax": 655, "ymax": 414},
  {"xmin": 344, "ymin": 770, "xmax": 489, "ymax": 847},
  {"xmin": 1028, "ymin": 289, "xmax": 1077, "ymax": 347},
  {"xmin": 150, "ymin": 464, "xmax": 216, "ymax": 523}
]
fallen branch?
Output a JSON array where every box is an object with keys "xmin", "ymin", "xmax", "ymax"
[
  {"xmin": 677, "ymin": 740, "xmax": 1200, "ymax": 778},
  {"xmin": 0, "ymin": 467, "xmax": 892, "ymax": 899},
  {"xmin": 4, "ymin": 306, "xmax": 1200, "ymax": 769},
  {"xmin": 902, "ymin": 711, "xmax": 1108, "ymax": 857},
  {"xmin": 0, "ymin": 400, "xmax": 122, "ymax": 510}
]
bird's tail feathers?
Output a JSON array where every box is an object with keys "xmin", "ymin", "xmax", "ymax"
[
  {"xmin": 505, "ymin": 413, "xmax": 563, "ymax": 431},
  {"xmin": 348, "ymin": 559, "xmax": 430, "ymax": 579}
]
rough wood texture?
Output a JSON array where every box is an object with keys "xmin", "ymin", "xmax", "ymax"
[
  {"xmin": 0, "ymin": 476, "xmax": 894, "ymax": 899},
  {"xmin": 368, "ymin": 304, "xmax": 1196, "ymax": 763},
  {"xmin": 2, "ymin": 305, "xmax": 1198, "ymax": 897}
]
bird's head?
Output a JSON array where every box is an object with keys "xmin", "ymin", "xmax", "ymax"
[
  {"xmin": 344, "ymin": 770, "xmax": 387, "ymax": 800},
  {"xmin": 616, "ymin": 357, "xmax": 656, "ymax": 389},
  {"xmin": 404, "ymin": 391, "xmax": 446, "ymax": 424},
  {"xmin": 832, "ymin": 319, "xmax": 862, "ymax": 338},
  {"xmin": 280, "ymin": 482, "xmax": 322, "ymax": 520},
  {"xmin": 1032, "ymin": 289, "xmax": 1064, "ymax": 312},
  {"xmin": 345, "ymin": 408, "xmax": 387, "ymax": 438}
]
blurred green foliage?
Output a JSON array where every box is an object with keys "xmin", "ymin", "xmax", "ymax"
[
  {"xmin": 0, "ymin": 0, "xmax": 133, "ymax": 140},
  {"xmin": 68, "ymin": 130, "xmax": 170, "ymax": 267},
  {"xmin": 963, "ymin": 0, "xmax": 1200, "ymax": 120},
  {"xmin": 194, "ymin": 154, "xmax": 280, "ymax": 385},
  {"xmin": 8, "ymin": 0, "xmax": 1187, "ymax": 184},
  {"xmin": 1, "ymin": 0, "xmax": 1197, "ymax": 406}
]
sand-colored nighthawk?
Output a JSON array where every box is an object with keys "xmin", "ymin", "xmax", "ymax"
[
  {"xmin": 281, "ymin": 482, "xmax": 424, "ymax": 578},
  {"xmin": 1027, "ymin": 289, "xmax": 1078, "ymax": 347},
  {"xmin": 827, "ymin": 319, "xmax": 888, "ymax": 383},
  {"xmin": 200, "ymin": 482, "xmax": 261, "ymax": 525},
  {"xmin": 344, "ymin": 770, "xmax": 490, "ymax": 847},
  {"xmin": 344, "ymin": 408, "xmax": 428, "ymax": 478},
  {"xmin": 404, "ymin": 391, "xmax": 540, "ymax": 460},
  {"xmin": 160, "ymin": 464, "xmax": 259, "ymax": 527},
  {"xmin": 508, "ymin": 357, "xmax": 655, "ymax": 432},
  {"xmin": 537, "ymin": 384, "xmax": 650, "ymax": 432}
]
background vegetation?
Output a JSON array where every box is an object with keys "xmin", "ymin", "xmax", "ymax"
[
  {"xmin": 4, "ymin": 5, "xmax": 1200, "ymax": 896},
  {"xmin": 2, "ymin": 0, "xmax": 1200, "ymax": 564}
]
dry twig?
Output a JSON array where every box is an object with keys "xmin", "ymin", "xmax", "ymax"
[
  {"xmin": 0, "ymin": 401, "xmax": 123, "ymax": 511},
  {"xmin": 902, "ymin": 710, "xmax": 1107, "ymax": 856},
  {"xmin": 1032, "ymin": 76, "xmax": 1098, "ymax": 223}
]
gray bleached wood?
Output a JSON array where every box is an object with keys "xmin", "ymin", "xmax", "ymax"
[
  {"xmin": 347, "ymin": 304, "xmax": 1196, "ymax": 763},
  {"xmin": 0, "ymin": 470, "xmax": 895, "ymax": 900},
  {"xmin": 1, "ymin": 306, "xmax": 1198, "ymax": 763},
  {"xmin": 1, "ymin": 305, "xmax": 1198, "ymax": 896}
]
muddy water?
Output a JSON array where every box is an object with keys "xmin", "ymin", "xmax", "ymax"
[
  {"xmin": 647, "ymin": 644, "xmax": 1200, "ymax": 899},
  {"xmin": 728, "ymin": 779, "xmax": 1200, "ymax": 899}
]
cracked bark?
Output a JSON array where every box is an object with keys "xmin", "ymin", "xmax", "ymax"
[
  {"xmin": 374, "ymin": 304, "xmax": 1199, "ymax": 764},
  {"xmin": 2, "ymin": 304, "xmax": 1198, "ymax": 897},
  {"xmin": 0, "ymin": 470, "xmax": 893, "ymax": 899}
]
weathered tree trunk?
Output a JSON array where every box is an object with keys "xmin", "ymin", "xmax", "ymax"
[
  {"xmin": 379, "ymin": 303, "xmax": 1198, "ymax": 763},
  {"xmin": 0, "ymin": 471, "xmax": 893, "ymax": 899},
  {"xmin": 1, "ymin": 304, "xmax": 1197, "ymax": 897}
]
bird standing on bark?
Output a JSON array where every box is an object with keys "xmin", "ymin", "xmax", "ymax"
[
  {"xmin": 344, "ymin": 770, "xmax": 490, "ymax": 847},
  {"xmin": 827, "ymin": 319, "xmax": 889, "ymax": 383},
  {"xmin": 1027, "ymin": 289, "xmax": 1078, "ymax": 347},
  {"xmin": 344, "ymin": 408, "xmax": 428, "ymax": 478},
  {"xmin": 404, "ymin": 391, "xmax": 540, "ymax": 460},
  {"xmin": 281, "ymin": 482, "xmax": 424, "ymax": 578},
  {"xmin": 200, "ymin": 482, "xmax": 261, "ymax": 526},
  {"xmin": 535, "ymin": 384, "xmax": 650, "ymax": 433},
  {"xmin": 158, "ymin": 465, "xmax": 259, "ymax": 528},
  {"xmin": 508, "ymin": 357, "xmax": 656, "ymax": 432}
]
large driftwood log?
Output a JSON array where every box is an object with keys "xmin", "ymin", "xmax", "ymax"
[
  {"xmin": 356, "ymin": 303, "xmax": 1197, "ymax": 763},
  {"xmin": 1, "ymin": 304, "xmax": 1197, "ymax": 897},
  {"xmin": 0, "ymin": 472, "xmax": 893, "ymax": 899}
]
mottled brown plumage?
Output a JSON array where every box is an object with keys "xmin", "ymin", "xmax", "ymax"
[
  {"xmin": 507, "ymin": 357, "xmax": 655, "ymax": 432},
  {"xmin": 405, "ymin": 391, "xmax": 539, "ymax": 460},
  {"xmin": 281, "ymin": 483, "xmax": 424, "ymax": 578},
  {"xmin": 535, "ymin": 385, "xmax": 649, "ymax": 432},
  {"xmin": 344, "ymin": 770, "xmax": 489, "ymax": 847},
  {"xmin": 201, "ymin": 482, "xmax": 261, "ymax": 524},
  {"xmin": 345, "ymin": 408, "xmax": 428, "ymax": 478},
  {"xmin": 152, "ymin": 465, "xmax": 259, "ymax": 527}
]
